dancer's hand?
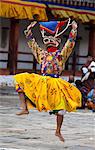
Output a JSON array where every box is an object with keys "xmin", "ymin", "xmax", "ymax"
[
  {"xmin": 72, "ymin": 21, "xmax": 77, "ymax": 30},
  {"xmin": 24, "ymin": 29, "xmax": 32, "ymax": 38},
  {"xmin": 24, "ymin": 21, "xmax": 37, "ymax": 38},
  {"xmin": 27, "ymin": 21, "xmax": 37, "ymax": 30}
]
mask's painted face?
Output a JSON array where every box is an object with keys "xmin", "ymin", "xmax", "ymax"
[
  {"xmin": 43, "ymin": 35, "xmax": 61, "ymax": 52},
  {"xmin": 40, "ymin": 18, "xmax": 72, "ymax": 52}
]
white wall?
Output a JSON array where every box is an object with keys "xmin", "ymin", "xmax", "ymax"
[
  {"xmin": 77, "ymin": 23, "xmax": 89, "ymax": 70},
  {"xmin": 17, "ymin": 20, "xmax": 42, "ymax": 70},
  {"xmin": 0, "ymin": 18, "xmax": 10, "ymax": 68}
]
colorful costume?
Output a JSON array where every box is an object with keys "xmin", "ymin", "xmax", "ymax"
[{"xmin": 13, "ymin": 19, "xmax": 81, "ymax": 113}]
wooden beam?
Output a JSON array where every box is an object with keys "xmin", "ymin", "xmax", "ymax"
[
  {"xmin": 7, "ymin": 19, "xmax": 19, "ymax": 75},
  {"xmin": 88, "ymin": 24, "xmax": 95, "ymax": 57},
  {"xmin": 33, "ymin": 57, "xmax": 37, "ymax": 73},
  {"xmin": 0, "ymin": 69, "xmax": 10, "ymax": 75},
  {"xmin": 72, "ymin": 51, "xmax": 77, "ymax": 76}
]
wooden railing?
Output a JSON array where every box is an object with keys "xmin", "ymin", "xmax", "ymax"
[
  {"xmin": 31, "ymin": 0, "xmax": 95, "ymax": 7},
  {"xmin": 0, "ymin": 50, "xmax": 89, "ymax": 75}
]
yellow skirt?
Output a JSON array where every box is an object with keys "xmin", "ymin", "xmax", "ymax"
[{"xmin": 13, "ymin": 72, "xmax": 82, "ymax": 112}]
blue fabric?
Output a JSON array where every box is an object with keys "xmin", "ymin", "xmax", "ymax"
[
  {"xmin": 39, "ymin": 21, "xmax": 58, "ymax": 33},
  {"xmin": 42, "ymin": 73, "xmax": 59, "ymax": 78},
  {"xmin": 87, "ymin": 89, "xmax": 95, "ymax": 102}
]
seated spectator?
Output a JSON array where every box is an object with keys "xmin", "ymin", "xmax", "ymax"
[
  {"xmin": 75, "ymin": 79, "xmax": 82, "ymax": 91},
  {"xmin": 81, "ymin": 56, "xmax": 95, "ymax": 82},
  {"xmin": 80, "ymin": 56, "xmax": 95, "ymax": 108},
  {"xmin": 75, "ymin": 80, "xmax": 87, "ymax": 109},
  {"xmin": 75, "ymin": 79, "xmax": 85, "ymax": 109},
  {"xmin": 87, "ymin": 87, "xmax": 95, "ymax": 112}
]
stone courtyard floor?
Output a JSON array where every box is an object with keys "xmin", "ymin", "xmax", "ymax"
[{"xmin": 0, "ymin": 94, "xmax": 95, "ymax": 150}]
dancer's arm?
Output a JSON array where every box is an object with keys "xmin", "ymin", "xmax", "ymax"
[
  {"xmin": 61, "ymin": 21, "xmax": 77, "ymax": 63},
  {"xmin": 27, "ymin": 38, "xmax": 44, "ymax": 64},
  {"xmin": 25, "ymin": 21, "xmax": 44, "ymax": 64}
]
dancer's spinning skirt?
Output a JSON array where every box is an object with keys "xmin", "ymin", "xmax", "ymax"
[{"xmin": 13, "ymin": 73, "xmax": 82, "ymax": 112}]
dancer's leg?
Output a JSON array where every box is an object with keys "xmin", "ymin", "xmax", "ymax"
[
  {"xmin": 16, "ymin": 92, "xmax": 29, "ymax": 115},
  {"xmin": 55, "ymin": 114, "xmax": 64, "ymax": 142}
]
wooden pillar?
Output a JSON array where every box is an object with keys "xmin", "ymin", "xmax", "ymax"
[
  {"xmin": 7, "ymin": 19, "xmax": 19, "ymax": 75},
  {"xmin": 72, "ymin": 51, "xmax": 76, "ymax": 76},
  {"xmin": 33, "ymin": 57, "xmax": 37, "ymax": 73},
  {"xmin": 88, "ymin": 24, "xmax": 95, "ymax": 57}
]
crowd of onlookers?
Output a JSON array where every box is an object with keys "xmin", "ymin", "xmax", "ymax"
[{"xmin": 68, "ymin": 56, "xmax": 95, "ymax": 112}]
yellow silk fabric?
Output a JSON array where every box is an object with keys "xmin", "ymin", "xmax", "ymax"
[
  {"xmin": 0, "ymin": 1, "xmax": 95, "ymax": 24},
  {"xmin": 49, "ymin": 5, "xmax": 95, "ymax": 24},
  {"xmin": 13, "ymin": 72, "xmax": 82, "ymax": 112},
  {"xmin": 0, "ymin": 0, "xmax": 47, "ymax": 20}
]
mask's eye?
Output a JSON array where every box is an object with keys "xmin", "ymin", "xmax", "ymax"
[
  {"xmin": 44, "ymin": 38, "xmax": 48, "ymax": 42},
  {"xmin": 43, "ymin": 37, "xmax": 50, "ymax": 44}
]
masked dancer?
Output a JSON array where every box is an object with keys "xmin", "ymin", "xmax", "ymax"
[{"xmin": 13, "ymin": 19, "xmax": 81, "ymax": 142}]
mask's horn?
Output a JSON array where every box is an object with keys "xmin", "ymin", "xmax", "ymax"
[
  {"xmin": 54, "ymin": 18, "xmax": 72, "ymax": 38},
  {"xmin": 41, "ymin": 29, "xmax": 45, "ymax": 38}
]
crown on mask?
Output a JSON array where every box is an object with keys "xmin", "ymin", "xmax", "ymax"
[
  {"xmin": 39, "ymin": 18, "xmax": 72, "ymax": 47},
  {"xmin": 25, "ymin": 18, "xmax": 71, "ymax": 38},
  {"xmin": 40, "ymin": 18, "xmax": 71, "ymax": 37},
  {"xmin": 25, "ymin": 18, "xmax": 72, "ymax": 48}
]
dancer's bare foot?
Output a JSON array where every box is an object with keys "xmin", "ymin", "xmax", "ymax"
[
  {"xmin": 55, "ymin": 132, "xmax": 65, "ymax": 142},
  {"xmin": 16, "ymin": 110, "xmax": 29, "ymax": 115}
]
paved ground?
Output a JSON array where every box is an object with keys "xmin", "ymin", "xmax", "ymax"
[{"xmin": 0, "ymin": 94, "xmax": 95, "ymax": 150}]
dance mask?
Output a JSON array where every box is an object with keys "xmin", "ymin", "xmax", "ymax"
[{"xmin": 25, "ymin": 18, "xmax": 75, "ymax": 52}]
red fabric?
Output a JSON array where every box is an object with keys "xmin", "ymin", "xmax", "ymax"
[
  {"xmin": 47, "ymin": 47, "xmax": 57, "ymax": 52},
  {"xmin": 57, "ymin": 21, "xmax": 65, "ymax": 29}
]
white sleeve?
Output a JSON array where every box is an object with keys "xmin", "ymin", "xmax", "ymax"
[
  {"xmin": 88, "ymin": 61, "xmax": 95, "ymax": 72},
  {"xmin": 90, "ymin": 67, "xmax": 95, "ymax": 72},
  {"xmin": 82, "ymin": 67, "xmax": 88, "ymax": 74}
]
